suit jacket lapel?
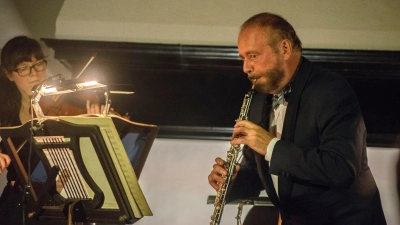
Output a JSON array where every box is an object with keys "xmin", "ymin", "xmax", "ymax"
[
  {"xmin": 279, "ymin": 57, "xmax": 313, "ymax": 206},
  {"xmin": 282, "ymin": 57, "xmax": 313, "ymax": 142},
  {"xmin": 248, "ymin": 92, "xmax": 282, "ymax": 207}
]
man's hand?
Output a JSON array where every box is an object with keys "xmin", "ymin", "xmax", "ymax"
[
  {"xmin": 208, "ymin": 157, "xmax": 240, "ymax": 191},
  {"xmin": 230, "ymin": 120, "xmax": 274, "ymax": 155}
]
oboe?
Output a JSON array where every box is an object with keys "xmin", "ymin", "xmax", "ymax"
[{"xmin": 210, "ymin": 84, "xmax": 255, "ymax": 225}]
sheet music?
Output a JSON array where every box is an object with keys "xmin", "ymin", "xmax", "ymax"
[{"xmin": 59, "ymin": 116, "xmax": 152, "ymax": 218}]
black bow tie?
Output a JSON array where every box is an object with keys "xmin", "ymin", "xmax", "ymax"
[{"xmin": 272, "ymin": 85, "xmax": 291, "ymax": 109}]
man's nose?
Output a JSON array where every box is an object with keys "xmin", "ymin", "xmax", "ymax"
[{"xmin": 242, "ymin": 60, "xmax": 252, "ymax": 74}]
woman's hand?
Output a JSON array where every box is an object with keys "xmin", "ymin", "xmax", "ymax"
[
  {"xmin": 86, "ymin": 100, "xmax": 130, "ymax": 120},
  {"xmin": 86, "ymin": 100, "xmax": 105, "ymax": 114},
  {"xmin": 0, "ymin": 153, "xmax": 11, "ymax": 174}
]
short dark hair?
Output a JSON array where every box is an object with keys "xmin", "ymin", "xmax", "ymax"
[
  {"xmin": 1, "ymin": 36, "xmax": 45, "ymax": 73},
  {"xmin": 0, "ymin": 36, "xmax": 45, "ymax": 126},
  {"xmin": 240, "ymin": 12, "xmax": 302, "ymax": 52}
]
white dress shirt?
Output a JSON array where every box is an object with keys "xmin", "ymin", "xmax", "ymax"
[{"xmin": 265, "ymin": 101, "xmax": 288, "ymax": 197}]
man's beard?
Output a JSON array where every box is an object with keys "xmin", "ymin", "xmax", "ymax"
[{"xmin": 254, "ymin": 61, "xmax": 284, "ymax": 94}]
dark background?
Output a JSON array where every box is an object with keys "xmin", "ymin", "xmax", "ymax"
[{"xmin": 42, "ymin": 39, "xmax": 400, "ymax": 146}]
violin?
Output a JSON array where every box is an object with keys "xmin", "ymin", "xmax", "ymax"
[
  {"xmin": 38, "ymin": 91, "xmax": 101, "ymax": 116},
  {"xmin": 34, "ymin": 53, "xmax": 130, "ymax": 118},
  {"xmin": 38, "ymin": 90, "xmax": 130, "ymax": 119}
]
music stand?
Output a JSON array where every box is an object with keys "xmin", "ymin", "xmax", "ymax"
[{"xmin": 0, "ymin": 115, "xmax": 158, "ymax": 224}]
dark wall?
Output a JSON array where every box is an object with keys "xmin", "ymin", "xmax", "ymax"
[{"xmin": 41, "ymin": 39, "xmax": 400, "ymax": 147}]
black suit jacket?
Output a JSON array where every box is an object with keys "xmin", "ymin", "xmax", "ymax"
[{"xmin": 229, "ymin": 57, "xmax": 386, "ymax": 225}]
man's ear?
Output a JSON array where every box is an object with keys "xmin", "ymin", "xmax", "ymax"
[{"xmin": 281, "ymin": 39, "xmax": 292, "ymax": 60}]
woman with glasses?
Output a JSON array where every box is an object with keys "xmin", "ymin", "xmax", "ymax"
[
  {"xmin": 0, "ymin": 35, "xmax": 109, "ymax": 224},
  {"xmin": 0, "ymin": 36, "xmax": 49, "ymax": 225},
  {"xmin": 0, "ymin": 36, "xmax": 48, "ymax": 126}
]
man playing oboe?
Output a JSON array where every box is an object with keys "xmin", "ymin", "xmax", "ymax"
[{"xmin": 208, "ymin": 12, "xmax": 386, "ymax": 225}]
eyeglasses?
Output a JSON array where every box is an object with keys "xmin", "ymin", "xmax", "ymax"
[{"xmin": 13, "ymin": 60, "xmax": 47, "ymax": 77}]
